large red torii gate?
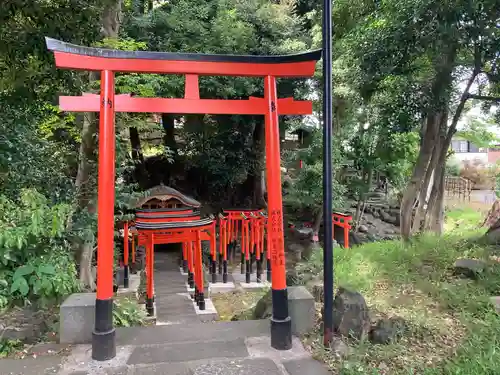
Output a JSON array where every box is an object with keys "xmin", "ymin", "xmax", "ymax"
[{"xmin": 45, "ymin": 37, "xmax": 321, "ymax": 361}]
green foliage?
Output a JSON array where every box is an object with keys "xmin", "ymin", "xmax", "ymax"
[
  {"xmin": 379, "ymin": 132, "xmax": 419, "ymax": 191},
  {"xmin": 121, "ymin": 0, "xmax": 312, "ymax": 200},
  {"xmin": 284, "ymin": 130, "xmax": 347, "ymax": 210},
  {"xmin": 0, "ymin": 100, "xmax": 76, "ymax": 201},
  {"xmin": 113, "ymin": 298, "xmax": 147, "ymax": 327},
  {"xmin": 0, "ymin": 189, "xmax": 79, "ymax": 307},
  {"xmin": 445, "ymin": 159, "xmax": 462, "ymax": 177},
  {"xmin": 9, "ymin": 252, "xmax": 80, "ymax": 306},
  {"xmin": 306, "ymin": 227, "xmax": 500, "ymax": 374},
  {"xmin": 456, "ymin": 116, "xmax": 500, "ymax": 149},
  {"xmin": 0, "ymin": 339, "xmax": 23, "ymax": 358}
]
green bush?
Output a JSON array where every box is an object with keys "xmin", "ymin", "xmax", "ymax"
[
  {"xmin": 0, "ymin": 189, "xmax": 79, "ymax": 308},
  {"xmin": 113, "ymin": 298, "xmax": 147, "ymax": 327},
  {"xmin": 8, "ymin": 251, "xmax": 80, "ymax": 306}
]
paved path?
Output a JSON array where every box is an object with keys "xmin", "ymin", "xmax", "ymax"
[
  {"xmin": 1, "ymin": 321, "xmax": 330, "ymax": 375},
  {"xmin": 153, "ymin": 252, "xmax": 200, "ymax": 325},
  {"xmin": 470, "ymin": 189, "xmax": 496, "ymax": 204}
]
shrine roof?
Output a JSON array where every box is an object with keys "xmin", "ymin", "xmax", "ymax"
[
  {"xmin": 46, "ymin": 38, "xmax": 322, "ymax": 65},
  {"xmin": 134, "ymin": 185, "xmax": 201, "ymax": 208}
]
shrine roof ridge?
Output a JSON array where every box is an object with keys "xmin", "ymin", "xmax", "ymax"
[{"xmin": 45, "ymin": 37, "xmax": 322, "ymax": 64}]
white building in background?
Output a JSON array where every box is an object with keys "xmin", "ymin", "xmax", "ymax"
[{"xmin": 450, "ymin": 137, "xmax": 489, "ymax": 165}]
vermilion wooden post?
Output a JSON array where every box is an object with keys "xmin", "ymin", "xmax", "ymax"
[
  {"xmin": 195, "ymin": 230, "xmax": 205, "ymax": 310},
  {"xmin": 93, "ymin": 70, "xmax": 116, "ymax": 361},
  {"xmin": 222, "ymin": 219, "xmax": 228, "ymax": 283},
  {"xmin": 182, "ymin": 242, "xmax": 188, "ymax": 273},
  {"xmin": 344, "ymin": 220, "xmax": 350, "ymax": 249},
  {"xmin": 131, "ymin": 233, "xmax": 136, "ymax": 273},
  {"xmin": 187, "ymin": 241, "xmax": 194, "ymax": 288},
  {"xmin": 264, "ymin": 75, "xmax": 292, "ymax": 350},
  {"xmin": 123, "ymin": 222, "xmax": 129, "ymax": 288},
  {"xmin": 211, "ymin": 222, "xmax": 217, "ymax": 283},
  {"xmin": 146, "ymin": 233, "xmax": 155, "ymax": 317}
]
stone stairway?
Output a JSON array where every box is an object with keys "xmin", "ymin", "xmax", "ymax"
[
  {"xmin": 153, "ymin": 252, "xmax": 200, "ymax": 325},
  {"xmin": 56, "ymin": 320, "xmax": 330, "ymax": 375}
]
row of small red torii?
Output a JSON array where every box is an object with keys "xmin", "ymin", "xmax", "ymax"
[{"xmin": 121, "ymin": 210, "xmax": 352, "ymax": 316}]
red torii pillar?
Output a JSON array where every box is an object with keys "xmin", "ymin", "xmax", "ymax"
[
  {"xmin": 45, "ymin": 37, "xmax": 321, "ymax": 360},
  {"xmin": 95, "ymin": 70, "xmax": 116, "ymax": 359}
]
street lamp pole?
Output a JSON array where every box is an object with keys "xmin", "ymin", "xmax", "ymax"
[{"xmin": 322, "ymin": 0, "xmax": 334, "ymax": 346}]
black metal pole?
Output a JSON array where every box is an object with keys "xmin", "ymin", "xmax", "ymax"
[{"xmin": 322, "ymin": 0, "xmax": 334, "ymax": 346}]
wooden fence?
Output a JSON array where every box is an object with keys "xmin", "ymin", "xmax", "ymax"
[{"xmin": 445, "ymin": 176, "xmax": 473, "ymax": 201}]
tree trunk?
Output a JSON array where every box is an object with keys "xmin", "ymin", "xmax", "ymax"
[
  {"xmin": 400, "ymin": 44, "xmax": 462, "ymax": 239},
  {"xmin": 411, "ymin": 111, "xmax": 447, "ymax": 234},
  {"xmin": 129, "ymin": 126, "xmax": 146, "ymax": 184},
  {"xmin": 424, "ymin": 67, "xmax": 479, "ymax": 232},
  {"xmin": 400, "ymin": 113, "xmax": 441, "ymax": 239},
  {"xmin": 411, "ymin": 140, "xmax": 439, "ymax": 233},
  {"xmin": 252, "ymin": 120, "xmax": 266, "ymax": 207},
  {"xmin": 161, "ymin": 114, "xmax": 177, "ymax": 153},
  {"xmin": 426, "ymin": 170, "xmax": 446, "ymax": 234},
  {"xmin": 74, "ymin": 0, "xmax": 123, "ymax": 288},
  {"xmin": 312, "ymin": 206, "xmax": 323, "ymax": 236},
  {"xmin": 129, "ymin": 127, "xmax": 144, "ymax": 162},
  {"xmin": 75, "ymin": 111, "xmax": 98, "ymax": 209}
]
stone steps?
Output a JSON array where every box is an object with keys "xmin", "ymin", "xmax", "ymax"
[
  {"xmin": 116, "ymin": 320, "xmax": 269, "ymax": 346},
  {"xmin": 86, "ymin": 329, "xmax": 330, "ymax": 375}
]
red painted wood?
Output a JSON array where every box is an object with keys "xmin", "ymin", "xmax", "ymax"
[
  {"xmin": 264, "ymin": 75, "xmax": 286, "ymax": 291},
  {"xmin": 96, "ymin": 70, "xmax": 115, "ymax": 300},
  {"xmin": 53, "ymin": 51, "xmax": 317, "ymax": 77},
  {"xmin": 59, "ymin": 95, "xmax": 312, "ymax": 115},
  {"xmin": 185, "ymin": 74, "xmax": 200, "ymax": 99}
]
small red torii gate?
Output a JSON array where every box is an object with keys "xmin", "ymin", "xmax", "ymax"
[{"xmin": 45, "ymin": 37, "xmax": 321, "ymax": 361}]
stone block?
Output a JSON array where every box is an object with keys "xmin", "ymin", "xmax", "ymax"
[
  {"xmin": 490, "ymin": 296, "xmax": 500, "ymax": 313},
  {"xmin": 60, "ymin": 293, "xmax": 96, "ymax": 344},
  {"xmin": 117, "ymin": 272, "xmax": 141, "ymax": 299},
  {"xmin": 127, "ymin": 338, "xmax": 248, "ymax": 365},
  {"xmin": 287, "ymin": 286, "xmax": 315, "ymax": 336},
  {"xmin": 209, "ymin": 281, "xmax": 236, "ymax": 294},
  {"xmin": 283, "ymin": 358, "xmax": 331, "ymax": 375},
  {"xmin": 192, "ymin": 358, "xmax": 282, "ymax": 375},
  {"xmin": 192, "ymin": 298, "xmax": 219, "ymax": 322}
]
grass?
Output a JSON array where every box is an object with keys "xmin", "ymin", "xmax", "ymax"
[
  {"xmin": 303, "ymin": 199, "xmax": 500, "ymax": 374},
  {"xmin": 444, "ymin": 197, "xmax": 490, "ymax": 232},
  {"xmin": 211, "ymin": 289, "xmax": 268, "ymax": 321}
]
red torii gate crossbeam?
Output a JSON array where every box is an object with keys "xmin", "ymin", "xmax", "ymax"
[{"xmin": 45, "ymin": 37, "xmax": 321, "ymax": 361}]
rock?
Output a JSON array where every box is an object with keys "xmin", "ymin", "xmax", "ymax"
[
  {"xmin": 296, "ymin": 227, "xmax": 314, "ymax": 238},
  {"xmin": 379, "ymin": 210, "xmax": 397, "ymax": 225},
  {"xmin": 378, "ymin": 362, "xmax": 390, "ymax": 372},
  {"xmin": 454, "ymin": 258, "xmax": 486, "ymax": 278},
  {"xmin": 287, "ymin": 243, "xmax": 304, "ymax": 262},
  {"xmin": 370, "ymin": 317, "xmax": 407, "ymax": 344},
  {"xmin": 358, "ymin": 225, "xmax": 369, "ymax": 233},
  {"xmin": 329, "ymin": 336, "xmax": 350, "ymax": 358},
  {"xmin": 365, "ymin": 233, "xmax": 378, "ymax": 242},
  {"xmin": 302, "ymin": 240, "xmax": 321, "ymax": 261},
  {"xmin": 287, "ymin": 269, "xmax": 299, "ymax": 286},
  {"xmin": 332, "ymin": 287, "xmax": 371, "ymax": 340},
  {"xmin": 372, "ymin": 210, "xmax": 380, "ymax": 218},
  {"xmin": 379, "ymin": 211, "xmax": 391, "ymax": 222},
  {"xmin": 253, "ymin": 290, "xmax": 273, "ymax": 319},
  {"xmin": 231, "ymin": 308, "xmax": 254, "ymax": 321},
  {"xmin": 490, "ymin": 296, "xmax": 500, "ymax": 313},
  {"xmin": 311, "ymin": 281, "xmax": 324, "ymax": 303}
]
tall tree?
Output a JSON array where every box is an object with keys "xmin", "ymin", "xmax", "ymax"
[{"xmin": 332, "ymin": 0, "xmax": 500, "ymax": 238}]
